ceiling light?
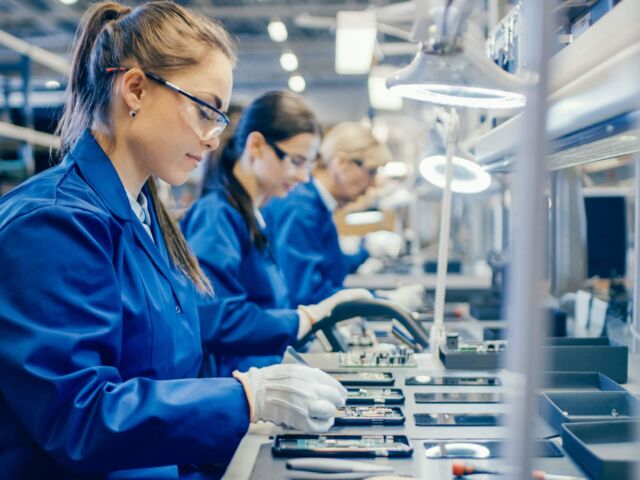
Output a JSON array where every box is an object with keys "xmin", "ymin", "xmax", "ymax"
[
  {"xmin": 280, "ymin": 52, "xmax": 299, "ymax": 72},
  {"xmin": 335, "ymin": 10, "xmax": 376, "ymax": 75},
  {"xmin": 58, "ymin": 0, "xmax": 77, "ymax": 4},
  {"xmin": 268, "ymin": 19, "xmax": 288, "ymax": 42},
  {"xmin": 419, "ymin": 154, "xmax": 491, "ymax": 193},
  {"xmin": 44, "ymin": 80, "xmax": 61, "ymax": 89},
  {"xmin": 288, "ymin": 75, "xmax": 306, "ymax": 93}
]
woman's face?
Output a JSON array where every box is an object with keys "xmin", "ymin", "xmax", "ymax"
[
  {"xmin": 253, "ymin": 132, "xmax": 320, "ymax": 201},
  {"xmin": 128, "ymin": 49, "xmax": 233, "ymax": 186},
  {"xmin": 332, "ymin": 151, "xmax": 378, "ymax": 203}
]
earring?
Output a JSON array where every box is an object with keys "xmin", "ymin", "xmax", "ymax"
[{"xmin": 129, "ymin": 109, "xmax": 139, "ymax": 118}]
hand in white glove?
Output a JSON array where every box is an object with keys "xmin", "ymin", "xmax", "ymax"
[
  {"xmin": 233, "ymin": 364, "xmax": 347, "ymax": 432},
  {"xmin": 364, "ymin": 231, "xmax": 403, "ymax": 259},
  {"xmin": 357, "ymin": 257, "xmax": 385, "ymax": 275},
  {"xmin": 376, "ymin": 284, "xmax": 425, "ymax": 310},
  {"xmin": 297, "ymin": 289, "xmax": 373, "ymax": 336}
]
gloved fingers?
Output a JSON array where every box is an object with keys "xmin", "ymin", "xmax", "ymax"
[
  {"xmin": 311, "ymin": 382, "xmax": 347, "ymax": 408},
  {"xmin": 304, "ymin": 416, "xmax": 335, "ymax": 433},
  {"xmin": 269, "ymin": 397, "xmax": 309, "ymax": 418},
  {"xmin": 303, "ymin": 368, "xmax": 348, "ymax": 396},
  {"xmin": 307, "ymin": 399, "xmax": 338, "ymax": 420}
]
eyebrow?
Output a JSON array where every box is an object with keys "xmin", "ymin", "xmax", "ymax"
[{"xmin": 196, "ymin": 92, "xmax": 224, "ymax": 110}]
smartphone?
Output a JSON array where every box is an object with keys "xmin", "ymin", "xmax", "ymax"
[
  {"xmin": 423, "ymin": 439, "xmax": 563, "ymax": 459},
  {"xmin": 347, "ymin": 388, "xmax": 405, "ymax": 405},
  {"xmin": 272, "ymin": 434, "xmax": 413, "ymax": 458},
  {"xmin": 415, "ymin": 392, "xmax": 503, "ymax": 404},
  {"xmin": 327, "ymin": 370, "xmax": 395, "ymax": 386},
  {"xmin": 334, "ymin": 406, "xmax": 405, "ymax": 426},
  {"xmin": 405, "ymin": 376, "xmax": 501, "ymax": 387},
  {"xmin": 414, "ymin": 413, "xmax": 503, "ymax": 426}
]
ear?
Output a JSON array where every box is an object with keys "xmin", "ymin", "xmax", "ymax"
[
  {"xmin": 119, "ymin": 68, "xmax": 147, "ymax": 112},
  {"xmin": 245, "ymin": 131, "xmax": 266, "ymax": 164}
]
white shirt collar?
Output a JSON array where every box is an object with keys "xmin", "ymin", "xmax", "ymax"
[
  {"xmin": 126, "ymin": 189, "xmax": 154, "ymax": 241},
  {"xmin": 254, "ymin": 206, "xmax": 267, "ymax": 230},
  {"xmin": 313, "ymin": 178, "xmax": 338, "ymax": 213}
]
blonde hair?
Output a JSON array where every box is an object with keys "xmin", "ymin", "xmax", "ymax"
[
  {"xmin": 56, "ymin": 1, "xmax": 237, "ymax": 294},
  {"xmin": 318, "ymin": 122, "xmax": 391, "ymax": 169}
]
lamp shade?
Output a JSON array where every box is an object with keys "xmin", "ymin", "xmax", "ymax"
[
  {"xmin": 419, "ymin": 152, "xmax": 491, "ymax": 193},
  {"xmin": 386, "ymin": 42, "xmax": 526, "ymax": 109}
]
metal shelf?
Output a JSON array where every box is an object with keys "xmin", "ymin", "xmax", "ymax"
[{"xmin": 470, "ymin": 0, "xmax": 640, "ymax": 170}]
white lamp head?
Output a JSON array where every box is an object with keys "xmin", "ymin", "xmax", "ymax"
[{"xmin": 419, "ymin": 152, "xmax": 491, "ymax": 194}]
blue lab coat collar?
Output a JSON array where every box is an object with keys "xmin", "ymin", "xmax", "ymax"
[{"xmin": 70, "ymin": 130, "xmax": 184, "ymax": 302}]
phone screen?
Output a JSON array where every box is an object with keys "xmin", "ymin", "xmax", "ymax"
[
  {"xmin": 405, "ymin": 376, "xmax": 501, "ymax": 387},
  {"xmin": 415, "ymin": 392, "xmax": 503, "ymax": 403},
  {"xmin": 423, "ymin": 439, "xmax": 563, "ymax": 458},
  {"xmin": 414, "ymin": 413, "xmax": 503, "ymax": 426},
  {"xmin": 272, "ymin": 434, "xmax": 413, "ymax": 457}
]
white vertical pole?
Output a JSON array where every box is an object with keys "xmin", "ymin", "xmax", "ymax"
[
  {"xmin": 431, "ymin": 110, "xmax": 458, "ymax": 353},
  {"xmin": 504, "ymin": 0, "xmax": 553, "ymax": 477},
  {"xmin": 633, "ymin": 155, "xmax": 640, "ymax": 354}
]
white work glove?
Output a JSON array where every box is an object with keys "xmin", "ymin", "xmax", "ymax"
[
  {"xmin": 233, "ymin": 364, "xmax": 347, "ymax": 432},
  {"xmin": 297, "ymin": 288, "xmax": 374, "ymax": 339},
  {"xmin": 363, "ymin": 231, "xmax": 403, "ymax": 259},
  {"xmin": 376, "ymin": 284, "xmax": 426, "ymax": 311}
]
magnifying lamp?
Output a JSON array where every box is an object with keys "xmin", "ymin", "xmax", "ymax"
[{"xmin": 419, "ymin": 152, "xmax": 491, "ymax": 193}]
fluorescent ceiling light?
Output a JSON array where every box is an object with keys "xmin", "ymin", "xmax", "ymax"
[
  {"xmin": 344, "ymin": 210, "xmax": 385, "ymax": 226},
  {"xmin": 387, "ymin": 44, "xmax": 526, "ymax": 109},
  {"xmin": 44, "ymin": 80, "xmax": 61, "ymax": 89},
  {"xmin": 368, "ymin": 67, "xmax": 403, "ymax": 110},
  {"xmin": 288, "ymin": 75, "xmax": 306, "ymax": 93},
  {"xmin": 280, "ymin": 52, "xmax": 298, "ymax": 72},
  {"xmin": 268, "ymin": 19, "xmax": 288, "ymax": 42},
  {"xmin": 419, "ymin": 154, "xmax": 491, "ymax": 193},
  {"xmin": 58, "ymin": 0, "xmax": 77, "ymax": 4},
  {"xmin": 335, "ymin": 10, "xmax": 376, "ymax": 75}
]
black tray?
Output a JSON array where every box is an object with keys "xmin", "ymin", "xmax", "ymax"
[
  {"xmin": 540, "ymin": 391, "xmax": 640, "ymax": 434},
  {"xmin": 542, "ymin": 337, "xmax": 628, "ymax": 383},
  {"xmin": 540, "ymin": 372, "xmax": 626, "ymax": 392},
  {"xmin": 438, "ymin": 344, "xmax": 503, "ymax": 370},
  {"xmin": 562, "ymin": 420, "xmax": 640, "ymax": 480}
]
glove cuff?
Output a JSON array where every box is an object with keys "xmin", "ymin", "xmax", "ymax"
[
  {"xmin": 296, "ymin": 309, "xmax": 313, "ymax": 339},
  {"xmin": 232, "ymin": 370, "xmax": 256, "ymax": 422}
]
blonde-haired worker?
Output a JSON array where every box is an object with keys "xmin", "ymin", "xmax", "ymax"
[{"xmin": 263, "ymin": 122, "xmax": 400, "ymax": 307}]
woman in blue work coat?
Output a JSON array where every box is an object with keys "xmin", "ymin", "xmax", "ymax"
[
  {"xmin": 0, "ymin": 3, "xmax": 346, "ymax": 478},
  {"xmin": 263, "ymin": 122, "xmax": 395, "ymax": 307},
  {"xmin": 181, "ymin": 92, "xmax": 372, "ymax": 377}
]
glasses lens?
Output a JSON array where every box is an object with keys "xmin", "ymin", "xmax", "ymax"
[{"xmin": 180, "ymin": 103, "xmax": 227, "ymax": 140}]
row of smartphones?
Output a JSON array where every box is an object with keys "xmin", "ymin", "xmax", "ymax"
[
  {"xmin": 330, "ymin": 371, "xmax": 502, "ymax": 387},
  {"xmin": 272, "ymin": 434, "xmax": 563, "ymax": 458},
  {"xmin": 347, "ymin": 388, "xmax": 502, "ymax": 405},
  {"xmin": 336, "ymin": 406, "xmax": 506, "ymax": 427}
]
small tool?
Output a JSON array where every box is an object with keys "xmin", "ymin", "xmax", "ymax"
[{"xmin": 286, "ymin": 345, "xmax": 310, "ymax": 366}]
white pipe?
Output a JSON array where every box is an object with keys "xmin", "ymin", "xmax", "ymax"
[
  {"xmin": 430, "ymin": 109, "xmax": 458, "ymax": 354},
  {"xmin": 633, "ymin": 154, "xmax": 640, "ymax": 354},
  {"xmin": 0, "ymin": 29, "xmax": 70, "ymax": 76},
  {"xmin": 0, "ymin": 121, "xmax": 61, "ymax": 149},
  {"xmin": 504, "ymin": 0, "xmax": 553, "ymax": 478}
]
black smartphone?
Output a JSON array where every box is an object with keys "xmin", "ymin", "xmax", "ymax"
[
  {"xmin": 415, "ymin": 392, "xmax": 503, "ymax": 404},
  {"xmin": 334, "ymin": 406, "xmax": 405, "ymax": 426},
  {"xmin": 347, "ymin": 388, "xmax": 405, "ymax": 405},
  {"xmin": 423, "ymin": 439, "xmax": 563, "ymax": 459},
  {"xmin": 414, "ymin": 413, "xmax": 503, "ymax": 426},
  {"xmin": 272, "ymin": 434, "xmax": 413, "ymax": 458},
  {"xmin": 326, "ymin": 370, "xmax": 395, "ymax": 386},
  {"xmin": 405, "ymin": 376, "xmax": 501, "ymax": 387}
]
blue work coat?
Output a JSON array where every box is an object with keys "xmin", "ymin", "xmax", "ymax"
[
  {"xmin": 0, "ymin": 131, "xmax": 249, "ymax": 479},
  {"xmin": 262, "ymin": 181, "xmax": 369, "ymax": 307},
  {"xmin": 181, "ymin": 189, "xmax": 299, "ymax": 377}
]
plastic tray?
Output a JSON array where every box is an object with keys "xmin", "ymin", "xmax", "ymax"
[
  {"xmin": 438, "ymin": 344, "xmax": 503, "ymax": 370},
  {"xmin": 562, "ymin": 420, "xmax": 640, "ymax": 480},
  {"xmin": 540, "ymin": 391, "xmax": 640, "ymax": 434},
  {"xmin": 542, "ymin": 337, "xmax": 628, "ymax": 383},
  {"xmin": 540, "ymin": 372, "xmax": 626, "ymax": 392}
]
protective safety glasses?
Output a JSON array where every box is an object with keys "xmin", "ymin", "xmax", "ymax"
[
  {"xmin": 264, "ymin": 137, "xmax": 316, "ymax": 171},
  {"xmin": 105, "ymin": 67, "xmax": 229, "ymax": 140}
]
